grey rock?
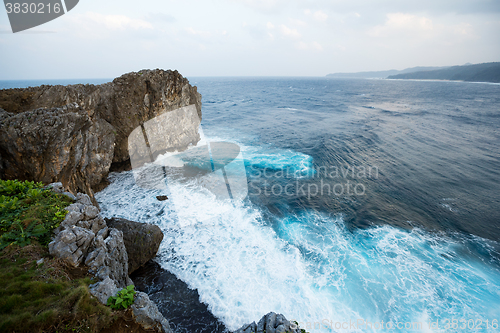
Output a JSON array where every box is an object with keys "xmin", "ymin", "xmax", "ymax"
[
  {"xmin": 83, "ymin": 205, "xmax": 99, "ymax": 220},
  {"xmin": 59, "ymin": 210, "xmax": 84, "ymax": 230},
  {"xmin": 236, "ymin": 322, "xmax": 257, "ymax": 333},
  {"xmin": 0, "ymin": 104, "xmax": 113, "ymax": 206},
  {"xmin": 66, "ymin": 203, "xmax": 84, "ymax": 213},
  {"xmin": 45, "ymin": 182, "xmax": 64, "ymax": 193},
  {"xmin": 0, "ymin": 70, "xmax": 202, "ymax": 204},
  {"xmin": 89, "ymin": 276, "xmax": 119, "ymax": 304},
  {"xmin": 76, "ymin": 193, "xmax": 93, "ymax": 206},
  {"xmin": 105, "ymin": 217, "xmax": 164, "ymax": 274},
  {"xmin": 85, "ymin": 227, "xmax": 129, "ymax": 288},
  {"xmin": 89, "ymin": 216, "xmax": 106, "ymax": 234},
  {"xmin": 235, "ymin": 312, "xmax": 303, "ymax": 333},
  {"xmin": 49, "ymin": 227, "xmax": 94, "ymax": 267},
  {"xmin": 62, "ymin": 191, "xmax": 77, "ymax": 201},
  {"xmin": 48, "ymin": 192, "xmax": 172, "ymax": 333},
  {"xmin": 131, "ymin": 291, "xmax": 173, "ymax": 333}
]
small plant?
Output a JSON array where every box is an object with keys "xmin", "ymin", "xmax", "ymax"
[{"xmin": 107, "ymin": 285, "xmax": 136, "ymax": 310}]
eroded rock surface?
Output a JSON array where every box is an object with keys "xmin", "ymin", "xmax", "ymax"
[
  {"xmin": 0, "ymin": 69, "xmax": 202, "ymax": 204},
  {"xmin": 235, "ymin": 312, "xmax": 304, "ymax": 333},
  {"xmin": 46, "ymin": 185, "xmax": 172, "ymax": 333}
]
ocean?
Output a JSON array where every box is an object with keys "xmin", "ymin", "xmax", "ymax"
[{"xmin": 3, "ymin": 77, "xmax": 500, "ymax": 332}]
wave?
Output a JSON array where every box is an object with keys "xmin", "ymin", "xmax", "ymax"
[{"xmin": 97, "ymin": 168, "xmax": 500, "ymax": 332}]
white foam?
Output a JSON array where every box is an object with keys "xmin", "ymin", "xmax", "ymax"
[{"xmin": 97, "ymin": 159, "xmax": 500, "ymax": 333}]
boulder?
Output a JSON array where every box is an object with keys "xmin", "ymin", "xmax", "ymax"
[
  {"xmin": 0, "ymin": 69, "xmax": 202, "ymax": 203},
  {"xmin": 234, "ymin": 312, "xmax": 304, "ymax": 333},
  {"xmin": 105, "ymin": 217, "xmax": 163, "ymax": 274},
  {"xmin": 131, "ymin": 291, "xmax": 173, "ymax": 333}
]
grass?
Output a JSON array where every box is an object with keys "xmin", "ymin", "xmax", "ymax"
[
  {"xmin": 0, "ymin": 243, "xmax": 114, "ymax": 333},
  {"xmin": 0, "ymin": 180, "xmax": 137, "ymax": 332}
]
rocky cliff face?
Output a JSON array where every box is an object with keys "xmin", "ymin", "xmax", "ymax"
[{"xmin": 0, "ymin": 69, "xmax": 202, "ymax": 204}]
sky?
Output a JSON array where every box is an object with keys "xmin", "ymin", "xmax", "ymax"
[{"xmin": 0, "ymin": 0, "xmax": 499, "ymax": 79}]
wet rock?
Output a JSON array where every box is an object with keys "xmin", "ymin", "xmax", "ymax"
[
  {"xmin": 132, "ymin": 291, "xmax": 173, "ymax": 333},
  {"xmin": 234, "ymin": 312, "xmax": 303, "ymax": 333}
]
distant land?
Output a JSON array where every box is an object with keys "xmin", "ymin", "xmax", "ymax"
[
  {"xmin": 326, "ymin": 66, "xmax": 449, "ymax": 79},
  {"xmin": 387, "ymin": 62, "xmax": 500, "ymax": 83},
  {"xmin": 327, "ymin": 62, "xmax": 500, "ymax": 83}
]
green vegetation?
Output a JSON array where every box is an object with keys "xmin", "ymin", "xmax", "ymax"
[
  {"xmin": 0, "ymin": 179, "xmax": 136, "ymax": 332},
  {"xmin": 107, "ymin": 285, "xmax": 136, "ymax": 310},
  {"xmin": 0, "ymin": 243, "xmax": 113, "ymax": 332},
  {"xmin": 0, "ymin": 180, "xmax": 72, "ymax": 250}
]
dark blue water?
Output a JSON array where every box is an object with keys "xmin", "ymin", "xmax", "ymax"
[
  {"xmin": 4, "ymin": 78, "xmax": 500, "ymax": 332},
  {"xmin": 96, "ymin": 78, "xmax": 500, "ymax": 332}
]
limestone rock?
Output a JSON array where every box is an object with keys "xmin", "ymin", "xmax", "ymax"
[
  {"xmin": 0, "ymin": 69, "xmax": 202, "ymax": 203},
  {"xmin": 48, "ymin": 226, "xmax": 94, "ymax": 267},
  {"xmin": 234, "ymin": 312, "xmax": 303, "ymax": 333},
  {"xmin": 105, "ymin": 217, "xmax": 164, "ymax": 274},
  {"xmin": 89, "ymin": 276, "xmax": 119, "ymax": 305},
  {"xmin": 0, "ymin": 104, "xmax": 114, "ymax": 205},
  {"xmin": 131, "ymin": 291, "xmax": 173, "ymax": 333}
]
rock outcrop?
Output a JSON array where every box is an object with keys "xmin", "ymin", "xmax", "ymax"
[
  {"xmin": 235, "ymin": 312, "xmax": 304, "ymax": 333},
  {"xmin": 105, "ymin": 217, "xmax": 163, "ymax": 274},
  {"xmin": 0, "ymin": 69, "xmax": 202, "ymax": 204},
  {"xmin": 46, "ymin": 183, "xmax": 172, "ymax": 333}
]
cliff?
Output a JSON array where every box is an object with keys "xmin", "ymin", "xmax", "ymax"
[
  {"xmin": 0, "ymin": 69, "xmax": 202, "ymax": 204},
  {"xmin": 387, "ymin": 62, "xmax": 500, "ymax": 83}
]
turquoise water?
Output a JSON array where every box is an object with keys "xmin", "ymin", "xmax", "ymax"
[{"xmin": 3, "ymin": 78, "xmax": 500, "ymax": 332}]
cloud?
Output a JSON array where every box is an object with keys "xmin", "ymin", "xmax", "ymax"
[
  {"xmin": 279, "ymin": 24, "xmax": 301, "ymax": 39},
  {"xmin": 305, "ymin": 9, "xmax": 328, "ymax": 22},
  {"xmin": 144, "ymin": 13, "xmax": 176, "ymax": 24},
  {"xmin": 289, "ymin": 18, "xmax": 307, "ymax": 27},
  {"xmin": 296, "ymin": 41, "xmax": 323, "ymax": 51},
  {"xmin": 232, "ymin": 0, "xmax": 285, "ymax": 12},
  {"xmin": 75, "ymin": 12, "xmax": 153, "ymax": 31},
  {"xmin": 186, "ymin": 27, "xmax": 212, "ymax": 38},
  {"xmin": 369, "ymin": 13, "xmax": 433, "ymax": 37}
]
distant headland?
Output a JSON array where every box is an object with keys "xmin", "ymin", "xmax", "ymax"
[{"xmin": 327, "ymin": 62, "xmax": 500, "ymax": 83}]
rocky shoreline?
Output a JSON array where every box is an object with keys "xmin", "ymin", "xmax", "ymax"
[{"xmin": 0, "ymin": 69, "xmax": 307, "ymax": 333}]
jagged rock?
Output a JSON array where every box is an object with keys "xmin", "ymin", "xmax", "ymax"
[
  {"xmin": 45, "ymin": 182, "xmax": 77, "ymax": 200},
  {"xmin": 89, "ymin": 276, "xmax": 119, "ymax": 304},
  {"xmin": 0, "ymin": 70, "xmax": 202, "ymax": 203},
  {"xmin": 45, "ymin": 182, "xmax": 64, "ymax": 193},
  {"xmin": 85, "ymin": 227, "xmax": 130, "ymax": 288},
  {"xmin": 49, "ymin": 226, "xmax": 94, "ymax": 267},
  {"xmin": 0, "ymin": 104, "xmax": 113, "ymax": 206},
  {"xmin": 83, "ymin": 205, "xmax": 99, "ymax": 220},
  {"xmin": 234, "ymin": 312, "xmax": 303, "ymax": 333},
  {"xmin": 105, "ymin": 217, "xmax": 164, "ymax": 274},
  {"xmin": 46, "ymin": 188, "xmax": 172, "ymax": 333},
  {"xmin": 76, "ymin": 193, "xmax": 93, "ymax": 206},
  {"xmin": 131, "ymin": 291, "xmax": 173, "ymax": 333}
]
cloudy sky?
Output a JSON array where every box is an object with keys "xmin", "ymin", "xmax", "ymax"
[{"xmin": 1, "ymin": 0, "xmax": 499, "ymax": 79}]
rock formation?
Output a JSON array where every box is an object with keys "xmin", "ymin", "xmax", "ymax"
[
  {"xmin": 105, "ymin": 217, "xmax": 164, "ymax": 274},
  {"xmin": 0, "ymin": 69, "xmax": 202, "ymax": 205},
  {"xmin": 234, "ymin": 312, "xmax": 304, "ymax": 333},
  {"xmin": 46, "ymin": 182, "xmax": 172, "ymax": 333}
]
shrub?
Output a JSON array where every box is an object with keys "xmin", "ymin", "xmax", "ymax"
[
  {"xmin": 0, "ymin": 179, "xmax": 72, "ymax": 250},
  {"xmin": 107, "ymin": 285, "xmax": 136, "ymax": 310}
]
